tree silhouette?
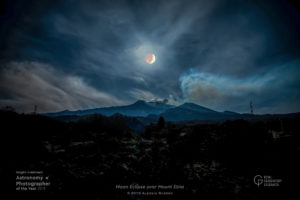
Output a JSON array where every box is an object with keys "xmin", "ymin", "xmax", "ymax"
[{"xmin": 157, "ymin": 116, "xmax": 165, "ymax": 129}]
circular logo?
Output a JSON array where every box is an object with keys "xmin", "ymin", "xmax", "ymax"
[{"xmin": 254, "ymin": 175, "xmax": 263, "ymax": 187}]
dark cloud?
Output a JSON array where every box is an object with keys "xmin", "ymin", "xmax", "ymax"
[
  {"xmin": 0, "ymin": 62, "xmax": 123, "ymax": 113},
  {"xmin": 0, "ymin": 0, "xmax": 299, "ymax": 113}
]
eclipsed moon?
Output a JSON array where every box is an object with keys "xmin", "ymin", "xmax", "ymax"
[{"xmin": 145, "ymin": 53, "xmax": 156, "ymax": 64}]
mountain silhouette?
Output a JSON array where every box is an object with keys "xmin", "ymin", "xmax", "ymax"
[
  {"xmin": 45, "ymin": 100, "xmax": 299, "ymax": 123},
  {"xmin": 45, "ymin": 100, "xmax": 174, "ymax": 117},
  {"xmin": 160, "ymin": 102, "xmax": 228, "ymax": 121}
]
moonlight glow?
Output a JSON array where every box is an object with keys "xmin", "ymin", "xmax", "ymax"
[{"xmin": 145, "ymin": 53, "xmax": 156, "ymax": 64}]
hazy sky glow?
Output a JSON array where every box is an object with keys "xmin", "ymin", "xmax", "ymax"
[{"xmin": 0, "ymin": 0, "xmax": 300, "ymax": 113}]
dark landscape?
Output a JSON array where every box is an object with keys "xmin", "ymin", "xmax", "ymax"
[
  {"xmin": 2, "ymin": 101, "xmax": 300, "ymax": 199},
  {"xmin": 1, "ymin": 0, "xmax": 300, "ymax": 199}
]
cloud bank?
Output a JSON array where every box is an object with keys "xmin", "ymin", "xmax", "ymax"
[
  {"xmin": 0, "ymin": 62, "xmax": 123, "ymax": 113},
  {"xmin": 180, "ymin": 59, "xmax": 300, "ymax": 113}
]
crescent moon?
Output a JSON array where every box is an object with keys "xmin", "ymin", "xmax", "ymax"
[{"xmin": 145, "ymin": 53, "xmax": 156, "ymax": 64}]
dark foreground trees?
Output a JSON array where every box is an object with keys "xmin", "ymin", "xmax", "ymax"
[{"xmin": 1, "ymin": 111, "xmax": 299, "ymax": 199}]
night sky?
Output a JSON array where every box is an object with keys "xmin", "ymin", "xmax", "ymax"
[{"xmin": 0, "ymin": 0, "xmax": 300, "ymax": 114}]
